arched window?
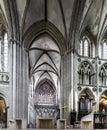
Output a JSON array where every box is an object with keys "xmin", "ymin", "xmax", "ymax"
[
  {"xmin": 79, "ymin": 61, "xmax": 94, "ymax": 85},
  {"xmin": 79, "ymin": 36, "xmax": 90, "ymax": 56},
  {"xmin": 35, "ymin": 81, "xmax": 56, "ymax": 105},
  {"xmin": 0, "ymin": 31, "xmax": 8, "ymax": 72},
  {"xmin": 35, "ymin": 81, "xmax": 57, "ymax": 118},
  {"xmin": 102, "ymin": 41, "xmax": 107, "ymax": 59},
  {"xmin": 3, "ymin": 32, "xmax": 8, "ymax": 72},
  {"xmin": 99, "ymin": 63, "xmax": 107, "ymax": 86}
]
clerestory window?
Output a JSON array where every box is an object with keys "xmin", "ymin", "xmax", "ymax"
[
  {"xmin": 79, "ymin": 36, "xmax": 90, "ymax": 57},
  {"xmin": 102, "ymin": 41, "xmax": 107, "ymax": 59},
  {"xmin": 0, "ymin": 31, "xmax": 8, "ymax": 72}
]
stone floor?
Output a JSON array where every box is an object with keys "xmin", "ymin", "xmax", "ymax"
[{"xmin": 0, "ymin": 128, "xmax": 107, "ymax": 130}]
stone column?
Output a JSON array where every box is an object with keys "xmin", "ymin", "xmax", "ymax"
[
  {"xmin": 9, "ymin": 40, "xmax": 29, "ymax": 128},
  {"xmin": 0, "ymin": 36, "xmax": 2, "ymax": 71},
  {"xmin": 16, "ymin": 46, "xmax": 29, "ymax": 128},
  {"xmin": 60, "ymin": 55, "xmax": 64, "ymax": 119},
  {"xmin": 22, "ymin": 48, "xmax": 29, "ymax": 127},
  {"xmin": 70, "ymin": 52, "xmax": 74, "ymax": 111},
  {"xmin": 96, "ymin": 57, "xmax": 99, "ymax": 112},
  {"xmin": 61, "ymin": 50, "xmax": 75, "ymax": 124},
  {"xmin": 8, "ymin": 39, "xmax": 17, "ymax": 128},
  {"xmin": 1, "ymin": 36, "xmax": 4, "ymax": 72}
]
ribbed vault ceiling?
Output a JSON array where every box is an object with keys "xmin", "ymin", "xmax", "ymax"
[
  {"xmin": 15, "ymin": 0, "xmax": 75, "ymax": 37},
  {"xmin": 15, "ymin": 0, "xmax": 107, "ymax": 41},
  {"xmin": 1, "ymin": 0, "xmax": 107, "ymax": 89},
  {"xmin": 29, "ymin": 35, "xmax": 61, "ymax": 89},
  {"xmin": 0, "ymin": 0, "xmax": 107, "ymax": 44}
]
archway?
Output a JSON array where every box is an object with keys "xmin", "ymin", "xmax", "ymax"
[
  {"xmin": 78, "ymin": 61, "xmax": 95, "ymax": 84},
  {"xmin": 94, "ymin": 91, "xmax": 107, "ymax": 129},
  {"xmin": 0, "ymin": 97, "xmax": 7, "ymax": 128},
  {"xmin": 78, "ymin": 88, "xmax": 94, "ymax": 121},
  {"xmin": 35, "ymin": 81, "xmax": 56, "ymax": 106},
  {"xmin": 28, "ymin": 34, "xmax": 61, "ymax": 128},
  {"xmin": 34, "ymin": 80, "xmax": 58, "ymax": 128},
  {"xmin": 99, "ymin": 91, "xmax": 107, "ymax": 113}
]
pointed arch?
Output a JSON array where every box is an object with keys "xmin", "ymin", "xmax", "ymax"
[
  {"xmin": 78, "ymin": 88, "xmax": 95, "ymax": 119},
  {"xmin": 99, "ymin": 63, "xmax": 107, "ymax": 86},
  {"xmin": 22, "ymin": 20, "xmax": 66, "ymax": 55},
  {"xmin": 79, "ymin": 29, "xmax": 95, "ymax": 57},
  {"xmin": 79, "ymin": 87, "xmax": 94, "ymax": 100},
  {"xmin": 78, "ymin": 60, "xmax": 95, "ymax": 84},
  {"xmin": 36, "ymin": 78, "xmax": 56, "ymax": 92},
  {"xmin": 0, "ymin": 5, "xmax": 8, "ymax": 30},
  {"xmin": 0, "ymin": 92, "xmax": 8, "ymax": 128},
  {"xmin": 101, "ymin": 39, "xmax": 107, "ymax": 59},
  {"xmin": 78, "ymin": 60, "xmax": 95, "ymax": 73},
  {"xmin": 99, "ymin": 90, "xmax": 107, "ymax": 113},
  {"xmin": 35, "ymin": 79, "xmax": 56, "ymax": 105}
]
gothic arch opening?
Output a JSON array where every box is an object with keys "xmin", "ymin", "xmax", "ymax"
[
  {"xmin": 28, "ymin": 34, "xmax": 61, "ymax": 128},
  {"xmin": 78, "ymin": 61, "xmax": 95, "ymax": 85},
  {"xmin": 78, "ymin": 88, "xmax": 94, "ymax": 121},
  {"xmin": 35, "ymin": 80, "xmax": 56, "ymax": 105},
  {"xmin": 0, "ymin": 96, "xmax": 7, "ymax": 128},
  {"xmin": 99, "ymin": 63, "xmax": 107, "ymax": 86},
  {"xmin": 99, "ymin": 91, "xmax": 107, "ymax": 113},
  {"xmin": 34, "ymin": 80, "xmax": 58, "ymax": 118}
]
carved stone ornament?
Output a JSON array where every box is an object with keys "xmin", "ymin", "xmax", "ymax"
[
  {"xmin": 99, "ymin": 61, "xmax": 101, "ymax": 64},
  {"xmin": 99, "ymin": 88, "xmax": 102, "ymax": 92},
  {"xmin": 78, "ymin": 86, "xmax": 82, "ymax": 91},
  {"xmin": 92, "ymin": 60, "xmax": 95, "ymax": 64},
  {"xmin": 92, "ymin": 87, "xmax": 96, "ymax": 92},
  {"xmin": 78, "ymin": 58, "xmax": 81, "ymax": 62}
]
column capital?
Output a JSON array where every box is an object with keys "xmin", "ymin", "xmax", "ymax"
[{"xmin": 9, "ymin": 38, "xmax": 19, "ymax": 45}]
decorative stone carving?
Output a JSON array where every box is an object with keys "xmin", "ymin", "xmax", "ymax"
[
  {"xmin": 92, "ymin": 60, "xmax": 95, "ymax": 64},
  {"xmin": 78, "ymin": 58, "xmax": 81, "ymax": 62},
  {"xmin": 99, "ymin": 61, "xmax": 101, "ymax": 64},
  {"xmin": 0, "ymin": 73, "xmax": 9, "ymax": 83},
  {"xmin": 92, "ymin": 87, "xmax": 96, "ymax": 92},
  {"xmin": 78, "ymin": 86, "xmax": 82, "ymax": 91},
  {"xmin": 99, "ymin": 88, "xmax": 102, "ymax": 92}
]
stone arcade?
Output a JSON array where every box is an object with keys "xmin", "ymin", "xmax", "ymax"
[{"xmin": 0, "ymin": 0, "xmax": 107, "ymax": 129}]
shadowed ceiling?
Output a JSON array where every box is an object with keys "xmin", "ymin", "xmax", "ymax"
[
  {"xmin": 0, "ymin": 0, "xmax": 107, "ymax": 41},
  {"xmin": 0, "ymin": 0, "xmax": 107, "ymax": 89}
]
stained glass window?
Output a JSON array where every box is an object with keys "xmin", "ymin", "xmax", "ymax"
[{"xmin": 36, "ymin": 82, "xmax": 56, "ymax": 105}]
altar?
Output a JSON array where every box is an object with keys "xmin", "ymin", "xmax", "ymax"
[{"xmin": 36, "ymin": 118, "xmax": 55, "ymax": 129}]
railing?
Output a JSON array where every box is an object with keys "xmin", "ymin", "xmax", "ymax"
[
  {"xmin": 94, "ymin": 112, "xmax": 107, "ymax": 129},
  {"xmin": 0, "ymin": 121, "xmax": 7, "ymax": 128},
  {"xmin": 78, "ymin": 110, "xmax": 92, "ymax": 121},
  {"xmin": 70, "ymin": 110, "xmax": 92, "ymax": 125}
]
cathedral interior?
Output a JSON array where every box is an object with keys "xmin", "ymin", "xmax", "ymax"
[{"xmin": 0, "ymin": 0, "xmax": 107, "ymax": 129}]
